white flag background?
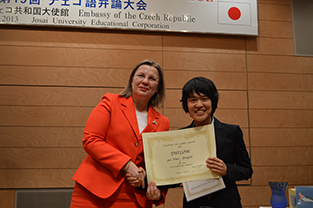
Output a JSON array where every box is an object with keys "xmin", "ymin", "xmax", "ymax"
[
  {"xmin": 0, "ymin": 0, "xmax": 258, "ymax": 35},
  {"xmin": 218, "ymin": 1, "xmax": 251, "ymax": 26}
]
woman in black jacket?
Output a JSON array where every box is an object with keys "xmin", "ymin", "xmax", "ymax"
[
  {"xmin": 146, "ymin": 76, "xmax": 253, "ymax": 208},
  {"xmin": 178, "ymin": 76, "xmax": 253, "ymax": 208}
]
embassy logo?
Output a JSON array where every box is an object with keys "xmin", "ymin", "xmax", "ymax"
[{"xmin": 218, "ymin": 1, "xmax": 252, "ymax": 26}]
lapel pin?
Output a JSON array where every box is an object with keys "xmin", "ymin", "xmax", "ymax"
[{"xmin": 152, "ymin": 120, "xmax": 157, "ymax": 125}]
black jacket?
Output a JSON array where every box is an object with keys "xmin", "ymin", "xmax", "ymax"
[{"xmin": 179, "ymin": 118, "xmax": 253, "ymax": 208}]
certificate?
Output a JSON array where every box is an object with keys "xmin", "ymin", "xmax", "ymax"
[
  {"xmin": 183, "ymin": 177, "xmax": 225, "ymax": 201},
  {"xmin": 142, "ymin": 124, "xmax": 219, "ymax": 186}
]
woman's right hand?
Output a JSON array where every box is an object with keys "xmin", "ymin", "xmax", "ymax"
[{"xmin": 124, "ymin": 161, "xmax": 145, "ymax": 188}]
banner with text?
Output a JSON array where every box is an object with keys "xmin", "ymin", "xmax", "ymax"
[{"xmin": 0, "ymin": 0, "xmax": 258, "ymax": 35}]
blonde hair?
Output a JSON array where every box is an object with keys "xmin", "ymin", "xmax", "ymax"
[{"xmin": 119, "ymin": 59, "xmax": 165, "ymax": 108}]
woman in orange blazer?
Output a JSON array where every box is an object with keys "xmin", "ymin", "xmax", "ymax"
[{"xmin": 70, "ymin": 59, "xmax": 170, "ymax": 208}]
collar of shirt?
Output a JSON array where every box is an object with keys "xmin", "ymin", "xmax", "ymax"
[{"xmin": 192, "ymin": 117, "xmax": 214, "ymax": 127}]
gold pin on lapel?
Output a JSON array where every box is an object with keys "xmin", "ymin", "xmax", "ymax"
[{"xmin": 152, "ymin": 120, "xmax": 157, "ymax": 125}]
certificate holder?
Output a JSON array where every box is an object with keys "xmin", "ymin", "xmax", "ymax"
[
  {"xmin": 183, "ymin": 177, "xmax": 226, "ymax": 201},
  {"xmin": 142, "ymin": 124, "xmax": 219, "ymax": 186}
]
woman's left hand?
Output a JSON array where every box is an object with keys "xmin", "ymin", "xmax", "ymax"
[
  {"xmin": 206, "ymin": 157, "xmax": 227, "ymax": 176},
  {"xmin": 146, "ymin": 181, "xmax": 162, "ymax": 201}
]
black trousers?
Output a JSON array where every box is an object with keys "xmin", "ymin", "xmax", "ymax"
[{"xmin": 182, "ymin": 191, "xmax": 242, "ymax": 208}]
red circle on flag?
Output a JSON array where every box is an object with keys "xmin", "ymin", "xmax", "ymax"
[{"xmin": 228, "ymin": 7, "xmax": 241, "ymax": 20}]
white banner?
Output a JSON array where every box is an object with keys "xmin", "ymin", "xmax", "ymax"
[{"xmin": 0, "ymin": 0, "xmax": 258, "ymax": 35}]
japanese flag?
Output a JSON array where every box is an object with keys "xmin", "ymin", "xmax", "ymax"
[{"xmin": 218, "ymin": 1, "xmax": 251, "ymax": 26}]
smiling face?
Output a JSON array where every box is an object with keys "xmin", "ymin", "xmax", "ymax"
[
  {"xmin": 131, "ymin": 64, "xmax": 160, "ymax": 103},
  {"xmin": 187, "ymin": 91, "xmax": 212, "ymax": 127}
]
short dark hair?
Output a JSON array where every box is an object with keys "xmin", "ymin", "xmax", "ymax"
[
  {"xmin": 181, "ymin": 77, "xmax": 219, "ymax": 116},
  {"xmin": 119, "ymin": 59, "xmax": 165, "ymax": 108}
]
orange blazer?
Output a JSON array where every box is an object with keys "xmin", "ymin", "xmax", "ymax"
[{"xmin": 72, "ymin": 93, "xmax": 170, "ymax": 207}]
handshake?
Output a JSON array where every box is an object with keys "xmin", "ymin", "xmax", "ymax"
[{"xmin": 123, "ymin": 160, "xmax": 162, "ymax": 201}]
